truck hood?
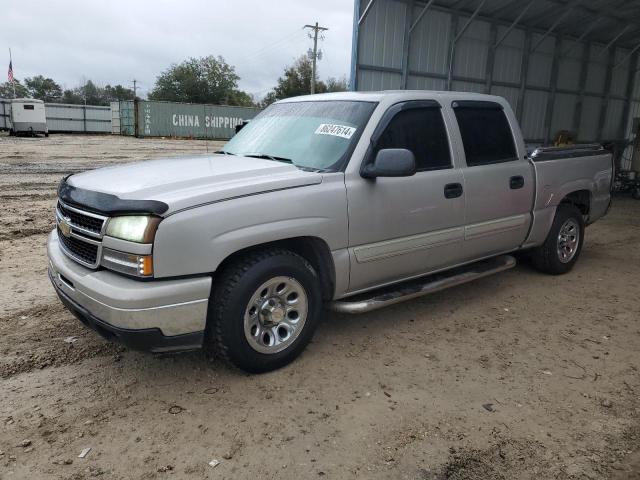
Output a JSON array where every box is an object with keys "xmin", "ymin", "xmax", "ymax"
[{"xmin": 67, "ymin": 154, "xmax": 323, "ymax": 215}]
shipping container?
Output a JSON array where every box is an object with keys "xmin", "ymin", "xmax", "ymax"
[{"xmin": 133, "ymin": 100, "xmax": 261, "ymax": 140}]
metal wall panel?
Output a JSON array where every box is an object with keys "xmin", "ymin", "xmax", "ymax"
[
  {"xmin": 521, "ymin": 90, "xmax": 549, "ymax": 141},
  {"xmin": 408, "ymin": 8, "xmax": 452, "ymax": 75},
  {"xmin": 45, "ymin": 103, "xmax": 111, "ymax": 133},
  {"xmin": 110, "ymin": 102, "xmax": 120, "ymax": 134},
  {"xmin": 407, "ymin": 75, "xmax": 447, "ymax": 90},
  {"xmin": 358, "ymin": 69, "xmax": 402, "ymax": 90},
  {"xmin": 453, "ymin": 17, "xmax": 490, "ymax": 80},
  {"xmin": 550, "ymin": 93, "xmax": 578, "ymax": 135},
  {"xmin": 135, "ymin": 101, "xmax": 260, "ymax": 139},
  {"xmin": 578, "ymin": 96, "xmax": 602, "ymax": 141},
  {"xmin": 451, "ymin": 80, "xmax": 485, "ymax": 93},
  {"xmin": 0, "ymin": 100, "xmax": 8, "ymax": 129},
  {"xmin": 492, "ymin": 27, "xmax": 524, "ymax": 84},
  {"xmin": 610, "ymin": 48, "xmax": 630, "ymax": 97},
  {"xmin": 526, "ymin": 34, "xmax": 554, "ymax": 88},
  {"xmin": 585, "ymin": 45, "xmax": 607, "ymax": 94},
  {"xmin": 557, "ymin": 40, "xmax": 583, "ymax": 90},
  {"xmin": 490, "ymin": 85, "xmax": 520, "ymax": 113},
  {"xmin": 358, "ymin": 0, "xmax": 407, "ymax": 69},
  {"xmin": 602, "ymin": 99, "xmax": 625, "ymax": 139},
  {"xmin": 1, "ymin": 100, "xmax": 111, "ymax": 133}
]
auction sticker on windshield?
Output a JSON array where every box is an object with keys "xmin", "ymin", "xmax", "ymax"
[{"xmin": 314, "ymin": 124, "xmax": 357, "ymax": 139}]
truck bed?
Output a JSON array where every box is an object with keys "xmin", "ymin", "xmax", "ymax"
[{"xmin": 523, "ymin": 144, "xmax": 613, "ymax": 248}]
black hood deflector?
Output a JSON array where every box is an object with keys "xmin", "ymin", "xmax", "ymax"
[{"xmin": 58, "ymin": 176, "xmax": 169, "ymax": 216}]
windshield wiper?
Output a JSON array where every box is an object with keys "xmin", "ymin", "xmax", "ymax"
[
  {"xmin": 244, "ymin": 153, "xmax": 293, "ymax": 164},
  {"xmin": 214, "ymin": 150, "xmax": 236, "ymax": 155}
]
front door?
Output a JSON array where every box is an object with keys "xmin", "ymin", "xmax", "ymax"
[{"xmin": 345, "ymin": 102, "xmax": 467, "ymax": 293}]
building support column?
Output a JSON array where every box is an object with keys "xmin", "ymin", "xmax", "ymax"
[
  {"xmin": 516, "ymin": 30, "xmax": 532, "ymax": 123},
  {"xmin": 544, "ymin": 35, "xmax": 561, "ymax": 144},
  {"xmin": 485, "ymin": 23, "xmax": 498, "ymax": 94},
  {"xmin": 619, "ymin": 51, "xmax": 639, "ymax": 139},
  {"xmin": 572, "ymin": 42, "xmax": 591, "ymax": 136},
  {"xmin": 401, "ymin": 0, "xmax": 415, "ymax": 88},
  {"xmin": 597, "ymin": 48, "xmax": 616, "ymax": 142}
]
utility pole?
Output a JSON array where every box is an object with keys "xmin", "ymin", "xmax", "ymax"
[
  {"xmin": 304, "ymin": 22, "xmax": 328, "ymax": 94},
  {"xmin": 132, "ymin": 79, "xmax": 137, "ymax": 100}
]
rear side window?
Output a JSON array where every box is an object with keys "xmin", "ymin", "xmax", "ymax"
[
  {"xmin": 375, "ymin": 107, "xmax": 451, "ymax": 171},
  {"xmin": 23, "ymin": 105, "xmax": 35, "ymax": 110},
  {"xmin": 453, "ymin": 102, "xmax": 517, "ymax": 166}
]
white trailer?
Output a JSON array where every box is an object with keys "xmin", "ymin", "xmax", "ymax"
[{"xmin": 5, "ymin": 98, "xmax": 48, "ymax": 136}]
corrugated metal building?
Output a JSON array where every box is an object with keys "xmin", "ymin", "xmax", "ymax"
[
  {"xmin": 351, "ymin": 0, "xmax": 640, "ymax": 144},
  {"xmin": 1, "ymin": 99, "xmax": 111, "ymax": 133}
]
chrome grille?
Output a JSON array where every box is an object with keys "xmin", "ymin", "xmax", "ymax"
[
  {"xmin": 56, "ymin": 200, "xmax": 108, "ymax": 269},
  {"xmin": 58, "ymin": 202, "xmax": 104, "ymax": 234}
]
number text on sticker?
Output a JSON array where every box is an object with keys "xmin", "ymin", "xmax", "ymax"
[{"xmin": 314, "ymin": 124, "xmax": 357, "ymax": 139}]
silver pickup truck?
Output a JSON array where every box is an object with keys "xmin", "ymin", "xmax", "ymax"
[{"xmin": 47, "ymin": 91, "xmax": 613, "ymax": 372}]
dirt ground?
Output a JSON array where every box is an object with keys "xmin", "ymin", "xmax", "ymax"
[{"xmin": 1, "ymin": 133, "xmax": 639, "ymax": 480}]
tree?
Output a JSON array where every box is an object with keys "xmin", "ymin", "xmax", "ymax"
[
  {"xmin": 261, "ymin": 57, "xmax": 349, "ymax": 106},
  {"xmin": 24, "ymin": 76, "xmax": 62, "ymax": 102},
  {"xmin": 0, "ymin": 80, "xmax": 29, "ymax": 99},
  {"xmin": 59, "ymin": 81, "xmax": 134, "ymax": 105},
  {"xmin": 325, "ymin": 76, "xmax": 348, "ymax": 93},
  {"xmin": 148, "ymin": 55, "xmax": 252, "ymax": 106}
]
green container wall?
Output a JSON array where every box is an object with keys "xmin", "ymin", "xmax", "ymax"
[
  {"xmin": 119, "ymin": 100, "xmax": 135, "ymax": 136},
  {"xmin": 136, "ymin": 100, "xmax": 261, "ymax": 139}
]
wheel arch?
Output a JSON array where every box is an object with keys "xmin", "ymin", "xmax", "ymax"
[
  {"xmin": 214, "ymin": 236, "xmax": 336, "ymax": 301},
  {"xmin": 559, "ymin": 189, "xmax": 591, "ymax": 217}
]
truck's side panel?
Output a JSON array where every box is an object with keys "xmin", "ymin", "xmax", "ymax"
[{"xmin": 523, "ymin": 153, "xmax": 612, "ymax": 247}]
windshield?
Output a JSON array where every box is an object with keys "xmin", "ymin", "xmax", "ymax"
[{"xmin": 222, "ymin": 100, "xmax": 377, "ymax": 171}]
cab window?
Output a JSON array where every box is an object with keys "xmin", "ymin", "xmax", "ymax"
[{"xmin": 375, "ymin": 107, "xmax": 452, "ymax": 172}]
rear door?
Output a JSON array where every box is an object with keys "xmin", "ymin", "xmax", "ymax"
[
  {"xmin": 346, "ymin": 101, "xmax": 466, "ymax": 293},
  {"xmin": 450, "ymin": 100, "xmax": 534, "ymax": 259}
]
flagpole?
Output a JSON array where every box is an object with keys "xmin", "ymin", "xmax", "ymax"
[{"xmin": 9, "ymin": 48, "xmax": 16, "ymax": 98}]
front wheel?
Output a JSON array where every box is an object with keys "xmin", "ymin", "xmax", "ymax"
[
  {"xmin": 531, "ymin": 204, "xmax": 585, "ymax": 275},
  {"xmin": 206, "ymin": 249, "xmax": 322, "ymax": 373}
]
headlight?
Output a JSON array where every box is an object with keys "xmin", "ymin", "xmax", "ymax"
[{"xmin": 105, "ymin": 215, "xmax": 161, "ymax": 243}]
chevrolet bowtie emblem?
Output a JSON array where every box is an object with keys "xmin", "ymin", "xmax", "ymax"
[{"xmin": 59, "ymin": 217, "xmax": 72, "ymax": 238}]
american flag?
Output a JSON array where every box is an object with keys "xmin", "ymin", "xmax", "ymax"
[{"xmin": 8, "ymin": 60, "xmax": 14, "ymax": 83}]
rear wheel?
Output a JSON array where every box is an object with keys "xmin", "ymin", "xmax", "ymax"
[
  {"xmin": 206, "ymin": 249, "xmax": 322, "ymax": 373},
  {"xmin": 632, "ymin": 187, "xmax": 640, "ymax": 200},
  {"xmin": 531, "ymin": 204, "xmax": 585, "ymax": 275}
]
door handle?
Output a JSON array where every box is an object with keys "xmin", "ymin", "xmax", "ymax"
[
  {"xmin": 510, "ymin": 175, "xmax": 525, "ymax": 189},
  {"xmin": 444, "ymin": 183, "xmax": 463, "ymax": 199}
]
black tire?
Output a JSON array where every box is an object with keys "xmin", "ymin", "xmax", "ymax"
[
  {"xmin": 632, "ymin": 187, "xmax": 640, "ymax": 200},
  {"xmin": 206, "ymin": 248, "xmax": 322, "ymax": 373},
  {"xmin": 531, "ymin": 204, "xmax": 585, "ymax": 275},
  {"xmin": 8, "ymin": 129, "xmax": 14, "ymax": 136},
  {"xmin": 45, "ymin": 132, "xmax": 49, "ymax": 137}
]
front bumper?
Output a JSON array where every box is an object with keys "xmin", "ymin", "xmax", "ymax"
[{"xmin": 47, "ymin": 230, "xmax": 211, "ymax": 352}]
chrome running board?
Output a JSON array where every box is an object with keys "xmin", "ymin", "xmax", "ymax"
[{"xmin": 329, "ymin": 255, "xmax": 516, "ymax": 314}]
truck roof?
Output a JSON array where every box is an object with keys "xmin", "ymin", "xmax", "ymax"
[{"xmin": 277, "ymin": 90, "xmax": 505, "ymax": 104}]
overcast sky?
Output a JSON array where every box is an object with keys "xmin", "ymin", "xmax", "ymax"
[{"xmin": 1, "ymin": 0, "xmax": 354, "ymax": 99}]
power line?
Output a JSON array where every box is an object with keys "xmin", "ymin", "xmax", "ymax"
[
  {"xmin": 304, "ymin": 22, "xmax": 328, "ymax": 94},
  {"xmin": 233, "ymin": 28, "xmax": 307, "ymax": 65}
]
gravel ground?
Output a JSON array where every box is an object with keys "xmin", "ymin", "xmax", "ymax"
[{"xmin": 1, "ymin": 133, "xmax": 639, "ymax": 480}]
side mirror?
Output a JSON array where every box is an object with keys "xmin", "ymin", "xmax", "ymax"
[{"xmin": 362, "ymin": 149, "xmax": 416, "ymax": 179}]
